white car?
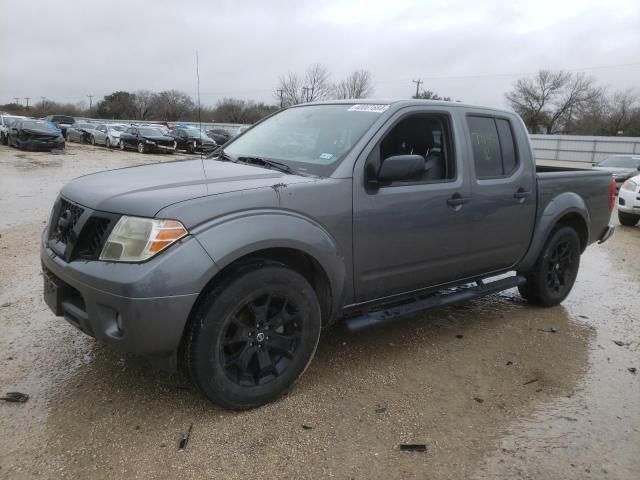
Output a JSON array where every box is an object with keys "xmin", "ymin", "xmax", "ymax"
[
  {"xmin": 618, "ymin": 174, "xmax": 640, "ymax": 226},
  {"xmin": 0, "ymin": 114, "xmax": 27, "ymax": 145},
  {"xmin": 91, "ymin": 123, "xmax": 128, "ymax": 148}
]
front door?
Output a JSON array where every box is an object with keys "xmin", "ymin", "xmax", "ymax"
[{"xmin": 352, "ymin": 109, "xmax": 472, "ymax": 302}]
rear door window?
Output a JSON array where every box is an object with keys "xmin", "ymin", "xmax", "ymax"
[{"xmin": 467, "ymin": 116, "xmax": 518, "ymax": 179}]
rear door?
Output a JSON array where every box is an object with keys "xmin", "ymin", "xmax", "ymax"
[{"xmin": 463, "ymin": 111, "xmax": 536, "ymax": 275}]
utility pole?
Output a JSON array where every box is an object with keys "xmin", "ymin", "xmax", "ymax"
[
  {"xmin": 277, "ymin": 89, "xmax": 284, "ymax": 110},
  {"xmin": 302, "ymin": 86, "xmax": 310, "ymax": 103},
  {"xmin": 40, "ymin": 96, "xmax": 46, "ymax": 109},
  {"xmin": 87, "ymin": 95, "xmax": 94, "ymax": 110},
  {"xmin": 13, "ymin": 97, "xmax": 20, "ymax": 105},
  {"xmin": 412, "ymin": 79, "xmax": 423, "ymax": 98},
  {"xmin": 24, "ymin": 97, "xmax": 31, "ymax": 108}
]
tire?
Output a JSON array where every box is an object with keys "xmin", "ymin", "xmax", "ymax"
[
  {"xmin": 618, "ymin": 211, "xmax": 640, "ymax": 227},
  {"xmin": 187, "ymin": 142, "xmax": 195, "ymax": 154},
  {"xmin": 120, "ymin": 139, "xmax": 125, "ymax": 151},
  {"xmin": 137, "ymin": 141, "xmax": 146, "ymax": 153},
  {"xmin": 90, "ymin": 135, "xmax": 95, "ymax": 146},
  {"xmin": 184, "ymin": 263, "xmax": 322, "ymax": 410},
  {"xmin": 518, "ymin": 226, "xmax": 581, "ymax": 307},
  {"xmin": 105, "ymin": 137, "xmax": 111, "ymax": 148}
]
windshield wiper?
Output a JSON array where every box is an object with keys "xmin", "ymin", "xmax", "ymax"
[
  {"xmin": 208, "ymin": 149, "xmax": 236, "ymax": 162},
  {"xmin": 236, "ymin": 156, "xmax": 294, "ymax": 175}
]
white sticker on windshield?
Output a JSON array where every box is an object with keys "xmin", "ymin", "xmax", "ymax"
[
  {"xmin": 319, "ymin": 153, "xmax": 334, "ymax": 160},
  {"xmin": 348, "ymin": 104, "xmax": 390, "ymax": 113}
]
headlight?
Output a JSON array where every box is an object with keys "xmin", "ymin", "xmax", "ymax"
[
  {"xmin": 621, "ymin": 179, "xmax": 637, "ymax": 192},
  {"xmin": 145, "ymin": 139, "xmax": 156, "ymax": 144},
  {"xmin": 99, "ymin": 216, "xmax": 188, "ymax": 262}
]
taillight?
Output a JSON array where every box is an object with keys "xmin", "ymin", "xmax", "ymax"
[{"xmin": 609, "ymin": 177, "xmax": 616, "ymax": 211}]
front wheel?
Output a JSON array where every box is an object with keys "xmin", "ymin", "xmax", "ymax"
[
  {"xmin": 137, "ymin": 141, "xmax": 146, "ymax": 153},
  {"xmin": 618, "ymin": 211, "xmax": 640, "ymax": 227},
  {"xmin": 105, "ymin": 137, "xmax": 111, "ymax": 148},
  {"xmin": 518, "ymin": 226, "xmax": 581, "ymax": 307},
  {"xmin": 184, "ymin": 263, "xmax": 322, "ymax": 410},
  {"xmin": 120, "ymin": 139, "xmax": 125, "ymax": 150}
]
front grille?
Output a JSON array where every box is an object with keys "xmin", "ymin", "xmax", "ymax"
[
  {"xmin": 50, "ymin": 199, "xmax": 84, "ymax": 245},
  {"xmin": 75, "ymin": 217, "xmax": 113, "ymax": 260},
  {"xmin": 47, "ymin": 197, "xmax": 118, "ymax": 262}
]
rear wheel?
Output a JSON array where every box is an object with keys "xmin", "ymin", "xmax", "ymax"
[
  {"xmin": 120, "ymin": 139, "xmax": 125, "ymax": 150},
  {"xmin": 618, "ymin": 211, "xmax": 640, "ymax": 227},
  {"xmin": 184, "ymin": 263, "xmax": 322, "ymax": 410},
  {"xmin": 90, "ymin": 135, "xmax": 95, "ymax": 145},
  {"xmin": 518, "ymin": 226, "xmax": 581, "ymax": 306}
]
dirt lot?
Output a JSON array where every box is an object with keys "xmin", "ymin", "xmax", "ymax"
[{"xmin": 0, "ymin": 143, "xmax": 638, "ymax": 479}]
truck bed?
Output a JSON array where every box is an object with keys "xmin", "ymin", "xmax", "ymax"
[{"xmin": 535, "ymin": 167, "xmax": 612, "ymax": 246}]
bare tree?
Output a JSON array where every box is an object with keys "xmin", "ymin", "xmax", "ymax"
[
  {"xmin": 275, "ymin": 72, "xmax": 306, "ymax": 107},
  {"xmin": 275, "ymin": 64, "xmax": 332, "ymax": 106},
  {"xmin": 304, "ymin": 63, "xmax": 331, "ymax": 102},
  {"xmin": 334, "ymin": 70, "xmax": 373, "ymax": 99},
  {"xmin": 505, "ymin": 70, "xmax": 600, "ymax": 133},
  {"xmin": 134, "ymin": 90, "xmax": 156, "ymax": 120},
  {"xmin": 150, "ymin": 90, "xmax": 195, "ymax": 121},
  {"xmin": 607, "ymin": 89, "xmax": 639, "ymax": 135}
]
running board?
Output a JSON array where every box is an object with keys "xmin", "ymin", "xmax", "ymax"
[{"xmin": 344, "ymin": 275, "xmax": 526, "ymax": 332}]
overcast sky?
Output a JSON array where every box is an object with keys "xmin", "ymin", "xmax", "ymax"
[{"xmin": 1, "ymin": 0, "xmax": 639, "ymax": 109}]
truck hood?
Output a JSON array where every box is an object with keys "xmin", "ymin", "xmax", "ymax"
[{"xmin": 61, "ymin": 159, "xmax": 309, "ymax": 217}]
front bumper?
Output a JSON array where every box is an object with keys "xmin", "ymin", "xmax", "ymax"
[
  {"xmin": 40, "ymin": 229, "xmax": 218, "ymax": 364},
  {"xmin": 17, "ymin": 138, "xmax": 64, "ymax": 151},
  {"xmin": 617, "ymin": 187, "xmax": 640, "ymax": 214}
]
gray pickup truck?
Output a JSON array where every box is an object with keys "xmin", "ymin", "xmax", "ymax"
[{"xmin": 41, "ymin": 100, "xmax": 615, "ymax": 409}]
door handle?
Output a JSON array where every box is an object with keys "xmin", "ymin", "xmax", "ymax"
[
  {"xmin": 446, "ymin": 193, "xmax": 470, "ymax": 207},
  {"xmin": 513, "ymin": 189, "xmax": 531, "ymax": 199}
]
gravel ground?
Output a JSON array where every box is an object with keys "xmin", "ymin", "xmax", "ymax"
[{"xmin": 0, "ymin": 143, "xmax": 638, "ymax": 479}]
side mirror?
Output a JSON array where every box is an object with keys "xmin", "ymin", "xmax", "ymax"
[{"xmin": 377, "ymin": 155, "xmax": 425, "ymax": 182}]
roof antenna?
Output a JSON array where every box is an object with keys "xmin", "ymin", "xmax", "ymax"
[{"xmin": 196, "ymin": 50, "xmax": 207, "ymax": 185}]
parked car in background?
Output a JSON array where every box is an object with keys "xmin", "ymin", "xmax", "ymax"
[
  {"xmin": 119, "ymin": 126, "xmax": 176, "ymax": 153},
  {"xmin": 1, "ymin": 114, "xmax": 27, "ymax": 145},
  {"xmin": 91, "ymin": 123, "xmax": 128, "ymax": 148},
  {"xmin": 617, "ymin": 174, "xmax": 640, "ymax": 226},
  {"xmin": 169, "ymin": 127, "xmax": 217, "ymax": 153},
  {"xmin": 42, "ymin": 115, "xmax": 75, "ymax": 139},
  {"xmin": 7, "ymin": 119, "xmax": 65, "ymax": 150},
  {"xmin": 67, "ymin": 122, "xmax": 100, "ymax": 144},
  {"xmin": 206, "ymin": 127, "xmax": 231, "ymax": 145},
  {"xmin": 592, "ymin": 155, "xmax": 640, "ymax": 190}
]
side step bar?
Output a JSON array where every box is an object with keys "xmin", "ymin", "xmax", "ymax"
[{"xmin": 344, "ymin": 274, "xmax": 526, "ymax": 332}]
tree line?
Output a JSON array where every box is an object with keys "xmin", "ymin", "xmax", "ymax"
[{"xmin": 1, "ymin": 66, "xmax": 638, "ymax": 136}]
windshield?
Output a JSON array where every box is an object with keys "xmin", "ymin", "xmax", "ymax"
[
  {"xmin": 109, "ymin": 125, "xmax": 125, "ymax": 132},
  {"xmin": 139, "ymin": 127, "xmax": 165, "ymax": 136},
  {"xmin": 597, "ymin": 156, "xmax": 640, "ymax": 168},
  {"xmin": 223, "ymin": 104, "xmax": 385, "ymax": 176}
]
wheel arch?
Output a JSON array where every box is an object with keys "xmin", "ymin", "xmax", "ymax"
[{"xmin": 518, "ymin": 192, "xmax": 591, "ymax": 271}]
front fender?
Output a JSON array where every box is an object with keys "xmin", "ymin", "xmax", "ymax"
[
  {"xmin": 192, "ymin": 209, "xmax": 347, "ymax": 313},
  {"xmin": 518, "ymin": 192, "xmax": 591, "ymax": 271}
]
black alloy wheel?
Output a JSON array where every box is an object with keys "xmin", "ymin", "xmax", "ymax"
[
  {"xmin": 184, "ymin": 262, "xmax": 322, "ymax": 409},
  {"xmin": 518, "ymin": 225, "xmax": 581, "ymax": 306}
]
